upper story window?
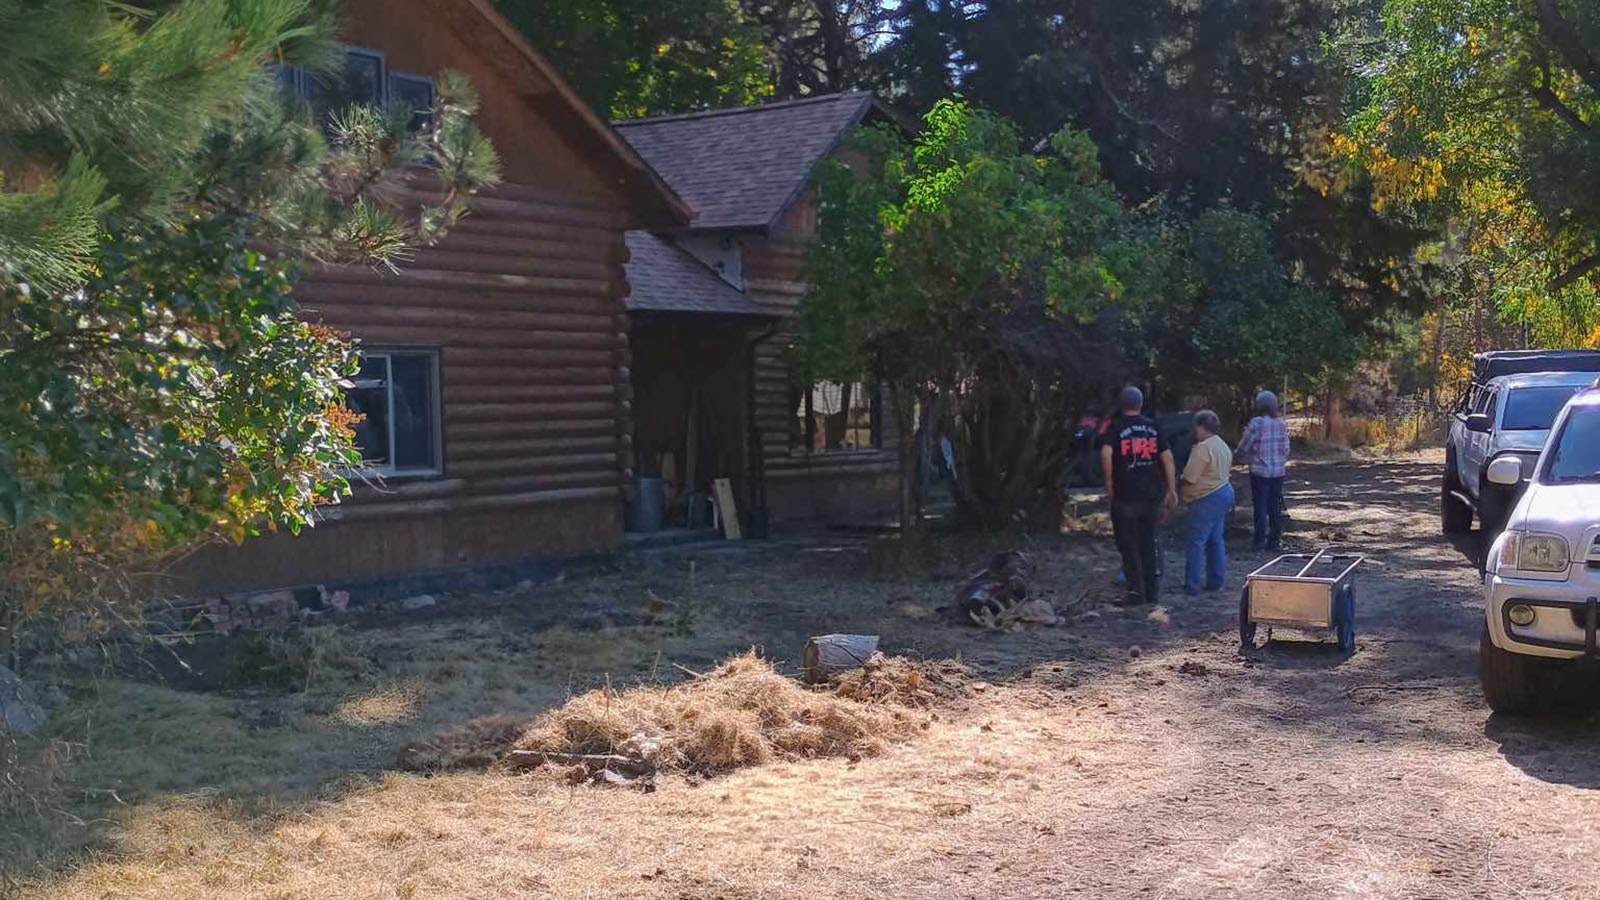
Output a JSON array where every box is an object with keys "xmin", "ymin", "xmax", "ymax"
[{"xmin": 275, "ymin": 47, "xmax": 435, "ymax": 130}]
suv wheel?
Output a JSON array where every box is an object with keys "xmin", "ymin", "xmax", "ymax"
[
  {"xmin": 1480, "ymin": 624, "xmax": 1548, "ymax": 714},
  {"xmin": 1442, "ymin": 458, "xmax": 1473, "ymax": 534}
]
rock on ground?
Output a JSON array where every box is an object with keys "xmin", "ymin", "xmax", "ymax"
[{"xmin": 0, "ymin": 664, "xmax": 47, "ymax": 735}]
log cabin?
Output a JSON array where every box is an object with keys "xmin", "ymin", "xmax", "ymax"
[
  {"xmin": 178, "ymin": 0, "xmax": 695, "ymax": 598},
  {"xmin": 615, "ymin": 93, "xmax": 907, "ymax": 533}
]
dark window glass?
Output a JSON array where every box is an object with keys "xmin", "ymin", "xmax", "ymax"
[
  {"xmin": 389, "ymin": 354, "xmax": 436, "ymax": 470},
  {"xmin": 343, "ymin": 49, "xmax": 384, "ymax": 104},
  {"xmin": 271, "ymin": 64, "xmax": 301, "ymax": 97},
  {"xmin": 348, "ymin": 356, "xmax": 391, "ymax": 467},
  {"xmin": 1545, "ymin": 408, "xmax": 1600, "ymax": 483},
  {"xmin": 1502, "ymin": 386, "xmax": 1583, "ymax": 431},
  {"xmin": 388, "ymin": 73, "xmax": 435, "ymax": 132},
  {"xmin": 344, "ymin": 351, "xmax": 439, "ymax": 474},
  {"xmin": 304, "ymin": 49, "xmax": 385, "ymax": 120}
]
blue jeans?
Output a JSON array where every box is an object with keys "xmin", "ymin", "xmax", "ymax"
[
  {"xmin": 1250, "ymin": 475, "xmax": 1285, "ymax": 549},
  {"xmin": 1184, "ymin": 483, "xmax": 1233, "ymax": 592}
]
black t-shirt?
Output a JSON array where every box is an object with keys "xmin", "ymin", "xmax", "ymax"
[{"xmin": 1098, "ymin": 414, "xmax": 1170, "ymax": 504}]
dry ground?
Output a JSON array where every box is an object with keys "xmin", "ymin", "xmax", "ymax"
[{"xmin": 7, "ymin": 450, "xmax": 1600, "ymax": 899}]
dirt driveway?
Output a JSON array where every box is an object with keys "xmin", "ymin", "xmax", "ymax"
[{"xmin": 13, "ymin": 452, "xmax": 1600, "ymax": 900}]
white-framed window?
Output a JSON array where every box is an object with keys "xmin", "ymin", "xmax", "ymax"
[
  {"xmin": 791, "ymin": 380, "xmax": 881, "ymax": 452},
  {"xmin": 346, "ymin": 350, "xmax": 442, "ymax": 477}
]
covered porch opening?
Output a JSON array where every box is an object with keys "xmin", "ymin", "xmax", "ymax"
[{"xmin": 628, "ymin": 312, "xmax": 768, "ymax": 535}]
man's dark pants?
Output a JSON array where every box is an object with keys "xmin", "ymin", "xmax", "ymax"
[
  {"xmin": 1112, "ymin": 499, "xmax": 1161, "ymax": 603},
  {"xmin": 1250, "ymin": 475, "xmax": 1286, "ymax": 550}
]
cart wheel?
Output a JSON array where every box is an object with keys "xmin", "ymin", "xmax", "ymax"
[
  {"xmin": 1336, "ymin": 586, "xmax": 1356, "ymax": 654},
  {"xmin": 1239, "ymin": 587, "xmax": 1256, "ymax": 650}
]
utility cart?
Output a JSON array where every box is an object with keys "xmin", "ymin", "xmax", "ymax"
[{"xmin": 1239, "ymin": 550, "xmax": 1364, "ymax": 652}]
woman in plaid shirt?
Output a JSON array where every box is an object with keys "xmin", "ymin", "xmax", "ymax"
[{"xmin": 1236, "ymin": 391, "xmax": 1290, "ymax": 551}]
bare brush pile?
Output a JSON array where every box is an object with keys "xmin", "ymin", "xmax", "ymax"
[
  {"xmin": 831, "ymin": 653, "xmax": 973, "ymax": 707},
  {"xmin": 516, "ymin": 653, "xmax": 922, "ymax": 774},
  {"xmin": 399, "ymin": 652, "xmax": 964, "ymax": 779}
]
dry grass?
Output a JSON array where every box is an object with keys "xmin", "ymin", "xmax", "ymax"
[
  {"xmin": 16, "ymin": 456, "xmax": 1600, "ymax": 899},
  {"xmin": 394, "ymin": 652, "xmax": 970, "ymax": 776},
  {"xmin": 332, "ymin": 680, "xmax": 428, "ymax": 727},
  {"xmin": 1343, "ymin": 413, "xmax": 1447, "ymax": 453}
]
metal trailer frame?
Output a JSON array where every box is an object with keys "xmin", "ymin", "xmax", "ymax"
[{"xmin": 1239, "ymin": 549, "xmax": 1364, "ymax": 652}]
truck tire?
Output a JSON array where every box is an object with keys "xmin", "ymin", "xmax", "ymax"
[
  {"xmin": 1442, "ymin": 457, "xmax": 1472, "ymax": 534},
  {"xmin": 1479, "ymin": 480, "xmax": 1512, "ymax": 538},
  {"xmin": 1479, "ymin": 624, "xmax": 1548, "ymax": 715}
]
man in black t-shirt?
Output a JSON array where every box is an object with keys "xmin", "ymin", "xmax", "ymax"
[{"xmin": 1098, "ymin": 386, "xmax": 1178, "ymax": 604}]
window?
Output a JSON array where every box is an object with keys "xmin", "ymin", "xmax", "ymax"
[
  {"xmin": 346, "ymin": 351, "xmax": 440, "ymax": 476},
  {"xmin": 1502, "ymin": 386, "xmax": 1584, "ymax": 431},
  {"xmin": 1542, "ymin": 406, "xmax": 1600, "ymax": 483},
  {"xmin": 1474, "ymin": 388, "xmax": 1499, "ymax": 421},
  {"xmin": 792, "ymin": 380, "xmax": 881, "ymax": 452},
  {"xmin": 388, "ymin": 72, "xmax": 436, "ymax": 132},
  {"xmin": 273, "ymin": 47, "xmax": 433, "ymax": 130}
]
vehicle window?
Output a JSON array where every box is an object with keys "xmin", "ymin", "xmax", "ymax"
[
  {"xmin": 1477, "ymin": 389, "xmax": 1499, "ymax": 420},
  {"xmin": 1544, "ymin": 407, "xmax": 1600, "ymax": 483},
  {"xmin": 1501, "ymin": 386, "xmax": 1583, "ymax": 431}
]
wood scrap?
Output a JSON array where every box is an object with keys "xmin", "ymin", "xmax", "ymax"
[{"xmin": 713, "ymin": 477, "xmax": 741, "ymax": 540}]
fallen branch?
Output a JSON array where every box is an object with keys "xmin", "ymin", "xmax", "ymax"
[{"xmin": 505, "ymin": 750, "xmax": 657, "ymax": 777}]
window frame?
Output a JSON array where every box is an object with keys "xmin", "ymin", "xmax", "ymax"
[
  {"xmin": 347, "ymin": 348, "xmax": 444, "ymax": 480},
  {"xmin": 274, "ymin": 45, "xmax": 434, "ymax": 118},
  {"xmin": 793, "ymin": 379, "xmax": 884, "ymax": 454},
  {"xmin": 387, "ymin": 71, "xmax": 437, "ymax": 129}
]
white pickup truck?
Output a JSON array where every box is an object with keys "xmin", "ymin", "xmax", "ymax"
[
  {"xmin": 1480, "ymin": 388, "xmax": 1600, "ymax": 713},
  {"xmin": 1443, "ymin": 353, "xmax": 1600, "ymax": 549}
]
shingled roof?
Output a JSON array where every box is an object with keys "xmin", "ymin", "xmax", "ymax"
[
  {"xmin": 624, "ymin": 232, "xmax": 772, "ymax": 316},
  {"xmin": 615, "ymin": 93, "xmax": 883, "ymax": 232}
]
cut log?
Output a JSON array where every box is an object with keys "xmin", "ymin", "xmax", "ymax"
[{"xmin": 801, "ymin": 634, "xmax": 881, "ymax": 684}]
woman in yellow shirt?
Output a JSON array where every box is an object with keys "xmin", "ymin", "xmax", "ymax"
[{"xmin": 1181, "ymin": 411, "xmax": 1235, "ymax": 595}]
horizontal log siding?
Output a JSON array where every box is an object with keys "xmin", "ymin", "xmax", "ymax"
[
  {"xmin": 743, "ymin": 236, "xmax": 898, "ymax": 485},
  {"xmin": 296, "ymin": 182, "xmax": 633, "ymax": 513}
]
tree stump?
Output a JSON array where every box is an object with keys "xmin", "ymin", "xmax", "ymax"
[{"xmin": 801, "ymin": 634, "xmax": 881, "ymax": 684}]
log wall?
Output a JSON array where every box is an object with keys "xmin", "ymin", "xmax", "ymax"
[
  {"xmin": 169, "ymin": 0, "xmax": 704, "ymax": 595},
  {"xmin": 178, "ymin": 182, "xmax": 637, "ymax": 594},
  {"xmin": 744, "ymin": 224, "xmax": 900, "ymax": 525}
]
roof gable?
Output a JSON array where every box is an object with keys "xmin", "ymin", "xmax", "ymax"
[
  {"xmin": 615, "ymin": 93, "xmax": 884, "ymax": 233},
  {"xmin": 344, "ymin": 0, "xmax": 693, "ymax": 228},
  {"xmin": 624, "ymin": 232, "xmax": 771, "ymax": 317}
]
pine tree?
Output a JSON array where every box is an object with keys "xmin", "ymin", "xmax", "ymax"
[{"xmin": 0, "ymin": 0, "xmax": 500, "ymax": 647}]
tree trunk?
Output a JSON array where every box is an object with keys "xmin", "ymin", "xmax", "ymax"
[
  {"xmin": 1324, "ymin": 391, "xmax": 1345, "ymax": 443},
  {"xmin": 1429, "ymin": 307, "xmax": 1447, "ymax": 406},
  {"xmin": 890, "ymin": 382, "xmax": 921, "ymax": 549}
]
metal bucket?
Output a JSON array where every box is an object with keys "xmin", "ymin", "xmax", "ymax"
[{"xmin": 627, "ymin": 476, "xmax": 666, "ymax": 533}]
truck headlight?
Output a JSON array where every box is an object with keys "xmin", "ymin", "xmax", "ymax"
[{"xmin": 1501, "ymin": 532, "xmax": 1570, "ymax": 574}]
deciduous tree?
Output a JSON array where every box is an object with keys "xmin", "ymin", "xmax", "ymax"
[
  {"xmin": 797, "ymin": 101, "xmax": 1139, "ymax": 531},
  {"xmin": 1343, "ymin": 0, "xmax": 1600, "ymax": 346},
  {"xmin": 495, "ymin": 0, "xmax": 773, "ymax": 118}
]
